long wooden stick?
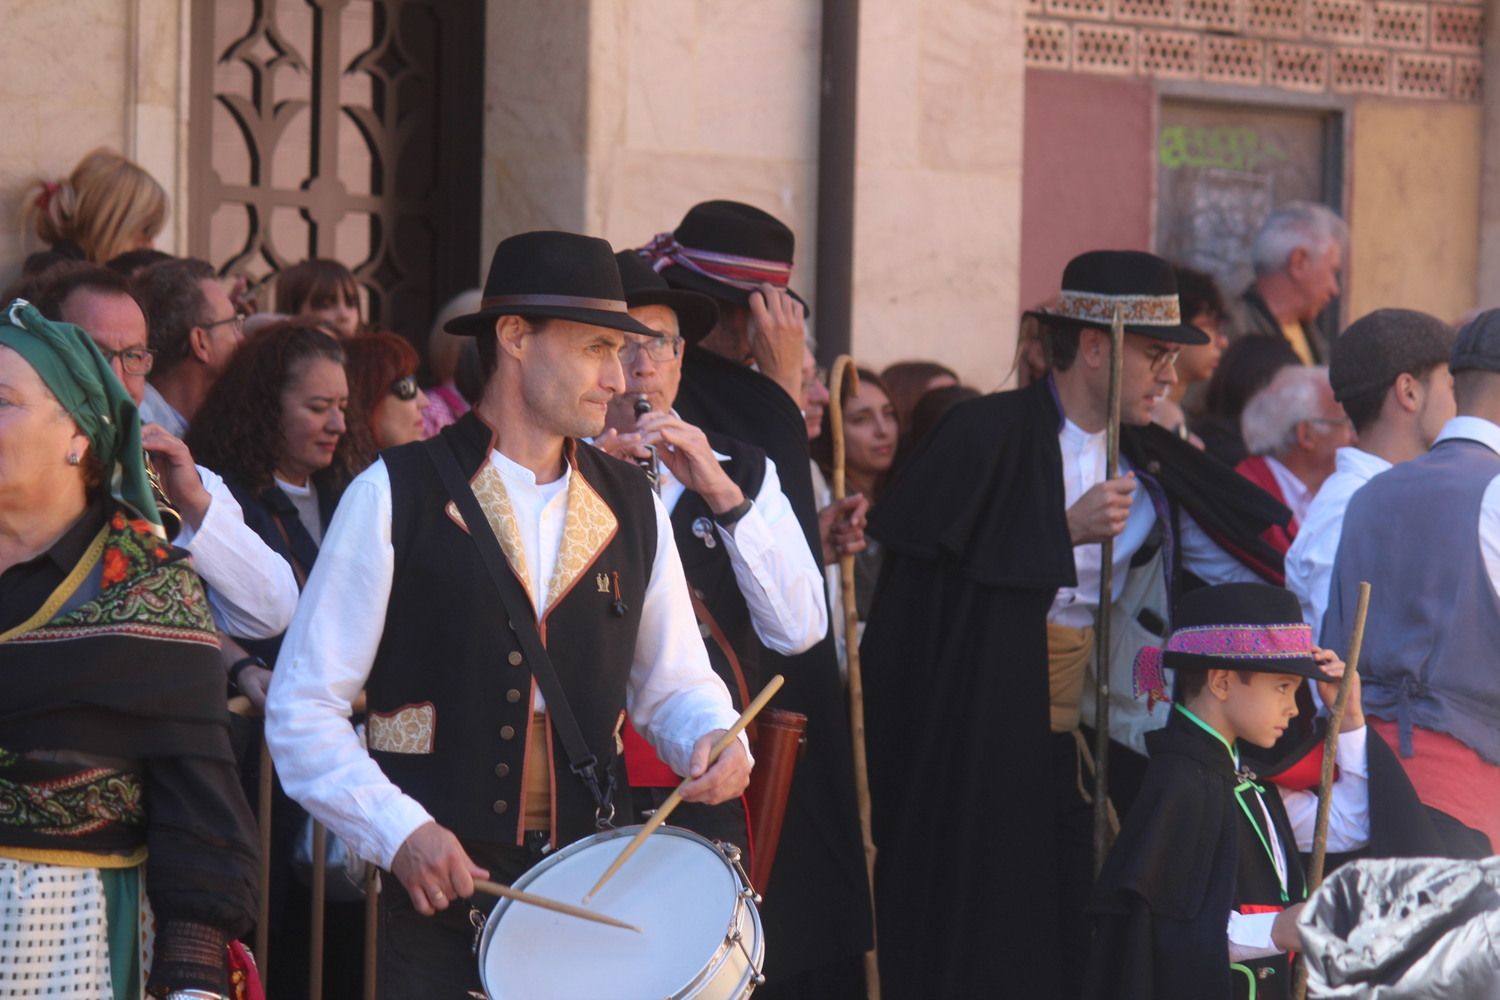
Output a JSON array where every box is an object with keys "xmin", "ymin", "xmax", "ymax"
[
  {"xmin": 362, "ymin": 865, "xmax": 379, "ymax": 1000},
  {"xmin": 473, "ymin": 879, "xmax": 641, "ymax": 932},
  {"xmin": 255, "ymin": 737, "xmax": 273, "ymax": 981},
  {"xmin": 584, "ymin": 675, "xmax": 785, "ymax": 902},
  {"xmin": 830, "ymin": 355, "xmax": 882, "ymax": 1000},
  {"xmin": 1092, "ymin": 304, "xmax": 1125, "ymax": 875},
  {"xmin": 1293, "ymin": 581, "xmax": 1371, "ymax": 1000}
]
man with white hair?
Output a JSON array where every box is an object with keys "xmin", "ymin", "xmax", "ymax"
[
  {"xmin": 1230, "ymin": 201, "xmax": 1348, "ymax": 364},
  {"xmin": 1235, "ymin": 364, "xmax": 1354, "ymax": 554}
]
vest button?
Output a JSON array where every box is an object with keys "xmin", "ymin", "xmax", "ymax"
[
  {"xmin": 494, "ymin": 762, "xmax": 510, "ymax": 778},
  {"xmin": 493, "ymin": 799, "xmax": 509, "ymax": 814},
  {"xmin": 508, "ymin": 651, "xmax": 524, "ymax": 667},
  {"xmin": 500, "ymin": 725, "xmax": 516, "ymax": 740},
  {"xmin": 506, "ymin": 689, "xmax": 522, "ymax": 703}
]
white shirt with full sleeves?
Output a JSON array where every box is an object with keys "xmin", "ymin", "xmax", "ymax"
[
  {"xmin": 175, "ymin": 463, "xmax": 300, "ymax": 640},
  {"xmin": 1285, "ymin": 447, "xmax": 1392, "ymax": 631},
  {"xmin": 657, "ymin": 451, "xmax": 827, "ymax": 655},
  {"xmin": 265, "ymin": 449, "xmax": 744, "ymax": 870},
  {"xmin": 1226, "ymin": 726, "xmax": 1371, "ymax": 961}
]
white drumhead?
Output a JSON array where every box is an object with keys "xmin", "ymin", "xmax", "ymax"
[{"xmin": 480, "ymin": 827, "xmax": 742, "ymax": 999}]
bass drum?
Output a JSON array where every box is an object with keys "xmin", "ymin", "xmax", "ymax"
[{"xmin": 476, "ymin": 825, "xmax": 764, "ymax": 999}]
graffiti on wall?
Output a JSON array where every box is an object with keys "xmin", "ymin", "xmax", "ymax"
[{"xmin": 1158, "ymin": 124, "xmax": 1289, "ymax": 173}]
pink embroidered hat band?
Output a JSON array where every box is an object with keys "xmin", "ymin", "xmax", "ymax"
[{"xmin": 1133, "ymin": 582, "xmax": 1333, "ymax": 709}]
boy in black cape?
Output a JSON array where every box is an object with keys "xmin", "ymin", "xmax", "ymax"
[{"xmin": 1083, "ymin": 582, "xmax": 1371, "ymax": 1000}]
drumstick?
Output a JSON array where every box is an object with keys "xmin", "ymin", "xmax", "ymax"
[
  {"xmin": 472, "ymin": 879, "xmax": 641, "ymax": 933},
  {"xmin": 584, "ymin": 674, "xmax": 785, "ymax": 903}
]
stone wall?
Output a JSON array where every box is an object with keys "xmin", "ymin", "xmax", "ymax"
[
  {"xmin": 0, "ymin": 0, "xmax": 187, "ymax": 288},
  {"xmin": 482, "ymin": 0, "xmax": 1026, "ymax": 388}
]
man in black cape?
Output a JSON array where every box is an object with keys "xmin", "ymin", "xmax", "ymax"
[
  {"xmin": 638, "ymin": 201, "xmax": 874, "ymax": 997},
  {"xmin": 861, "ymin": 251, "xmax": 1290, "ymax": 998}
]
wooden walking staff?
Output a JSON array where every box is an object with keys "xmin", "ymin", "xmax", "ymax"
[
  {"xmin": 830, "ymin": 354, "xmax": 882, "ymax": 1000},
  {"xmin": 1292, "ymin": 580, "xmax": 1372, "ymax": 1000},
  {"xmin": 1091, "ymin": 305, "xmax": 1125, "ymax": 875},
  {"xmin": 584, "ymin": 675, "xmax": 785, "ymax": 902}
]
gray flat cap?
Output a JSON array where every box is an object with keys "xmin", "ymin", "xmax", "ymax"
[{"xmin": 1329, "ymin": 308, "xmax": 1454, "ymax": 401}]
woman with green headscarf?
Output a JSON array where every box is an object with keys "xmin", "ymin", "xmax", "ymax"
[{"xmin": 0, "ymin": 301, "xmax": 258, "ymax": 999}]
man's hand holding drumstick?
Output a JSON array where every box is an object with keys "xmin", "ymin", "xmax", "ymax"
[{"xmin": 679, "ymin": 728, "xmax": 753, "ymax": 804}]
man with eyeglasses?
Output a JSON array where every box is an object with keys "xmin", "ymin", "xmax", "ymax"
[
  {"xmin": 861, "ymin": 251, "xmax": 1292, "ymax": 999},
  {"xmin": 597, "ymin": 251, "xmax": 826, "ymax": 851},
  {"xmin": 30, "ymin": 263, "xmax": 299, "ymax": 666},
  {"xmin": 1235, "ymin": 365, "xmax": 1355, "ymax": 557},
  {"xmin": 133, "ymin": 257, "xmax": 245, "ymax": 438}
]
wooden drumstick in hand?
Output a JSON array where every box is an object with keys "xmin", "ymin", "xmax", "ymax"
[
  {"xmin": 583, "ymin": 675, "xmax": 785, "ymax": 903},
  {"xmin": 473, "ymin": 879, "xmax": 640, "ymax": 933}
]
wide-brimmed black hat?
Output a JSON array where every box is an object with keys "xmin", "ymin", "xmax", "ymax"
[
  {"xmin": 444, "ymin": 231, "xmax": 656, "ymax": 338},
  {"xmin": 1026, "ymin": 250, "xmax": 1209, "ymax": 346},
  {"xmin": 1149, "ymin": 583, "xmax": 1329, "ymax": 680},
  {"xmin": 638, "ymin": 200, "xmax": 808, "ymax": 314},
  {"xmin": 614, "ymin": 251, "xmax": 719, "ymax": 344}
]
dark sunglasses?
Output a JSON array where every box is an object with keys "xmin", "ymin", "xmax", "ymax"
[{"xmin": 390, "ymin": 375, "xmax": 419, "ymax": 401}]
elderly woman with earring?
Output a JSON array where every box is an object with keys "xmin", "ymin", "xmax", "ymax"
[{"xmin": 0, "ymin": 301, "xmax": 257, "ymax": 999}]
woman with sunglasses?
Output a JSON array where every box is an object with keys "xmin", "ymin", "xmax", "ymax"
[{"xmin": 345, "ymin": 330, "xmax": 430, "ymax": 453}]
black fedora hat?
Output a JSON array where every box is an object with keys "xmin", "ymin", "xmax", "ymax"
[
  {"xmin": 1027, "ymin": 250, "xmax": 1209, "ymax": 346},
  {"xmin": 614, "ymin": 251, "xmax": 719, "ymax": 345},
  {"xmin": 444, "ymin": 231, "xmax": 657, "ymax": 338},
  {"xmin": 639, "ymin": 200, "xmax": 809, "ymax": 315}
]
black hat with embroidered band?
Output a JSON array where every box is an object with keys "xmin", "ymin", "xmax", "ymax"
[
  {"xmin": 444, "ymin": 230, "xmax": 658, "ymax": 338},
  {"xmin": 614, "ymin": 250, "xmax": 719, "ymax": 345},
  {"xmin": 1026, "ymin": 250, "xmax": 1210, "ymax": 346}
]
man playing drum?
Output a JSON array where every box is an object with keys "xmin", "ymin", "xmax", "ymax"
[{"xmin": 267, "ymin": 231, "xmax": 751, "ymax": 997}]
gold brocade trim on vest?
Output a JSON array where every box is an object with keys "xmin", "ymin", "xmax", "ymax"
[
  {"xmin": 1048, "ymin": 622, "xmax": 1094, "ymax": 734},
  {"xmin": 0, "ymin": 844, "xmax": 147, "ymax": 869},
  {"xmin": 458, "ymin": 455, "xmax": 621, "ymax": 614},
  {"xmin": 467, "ymin": 462, "xmax": 537, "ymax": 610},
  {"xmin": 545, "ymin": 469, "xmax": 617, "ymax": 610},
  {"xmin": 524, "ymin": 711, "xmax": 551, "ymax": 833},
  {"xmin": 0, "ymin": 527, "xmax": 107, "ymax": 643}
]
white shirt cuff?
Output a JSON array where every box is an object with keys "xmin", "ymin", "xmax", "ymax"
[{"xmin": 1227, "ymin": 910, "xmax": 1282, "ymax": 963}]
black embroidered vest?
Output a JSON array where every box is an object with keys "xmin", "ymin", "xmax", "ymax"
[
  {"xmin": 366, "ymin": 413, "xmax": 657, "ymax": 848},
  {"xmin": 670, "ymin": 431, "xmax": 768, "ymax": 708}
]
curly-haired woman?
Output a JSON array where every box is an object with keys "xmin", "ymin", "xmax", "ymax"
[
  {"xmin": 344, "ymin": 330, "xmax": 429, "ymax": 451},
  {"xmin": 185, "ymin": 320, "xmax": 364, "ymax": 996}
]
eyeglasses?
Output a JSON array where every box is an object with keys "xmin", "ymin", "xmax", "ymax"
[
  {"xmin": 389, "ymin": 375, "xmax": 419, "ymax": 401},
  {"xmin": 98, "ymin": 346, "xmax": 156, "ymax": 376},
  {"xmin": 1143, "ymin": 346, "xmax": 1182, "ymax": 374},
  {"xmin": 805, "ymin": 366, "xmax": 829, "ymax": 390},
  {"xmin": 619, "ymin": 337, "xmax": 683, "ymax": 364},
  {"xmin": 1307, "ymin": 416, "xmax": 1353, "ymax": 432},
  {"xmin": 202, "ymin": 313, "xmax": 245, "ymax": 337}
]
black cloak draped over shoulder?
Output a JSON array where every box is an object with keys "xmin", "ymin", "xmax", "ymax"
[
  {"xmin": 674, "ymin": 346, "xmax": 875, "ymax": 988},
  {"xmin": 861, "ymin": 381, "xmax": 1288, "ymax": 998}
]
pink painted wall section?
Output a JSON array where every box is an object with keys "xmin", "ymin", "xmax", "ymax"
[{"xmin": 1020, "ymin": 69, "xmax": 1155, "ymax": 313}]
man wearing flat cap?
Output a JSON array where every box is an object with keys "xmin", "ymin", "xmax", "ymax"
[
  {"xmin": 267, "ymin": 231, "xmax": 750, "ymax": 995},
  {"xmin": 640, "ymin": 201, "xmax": 874, "ymax": 995},
  {"xmin": 1326, "ymin": 309, "xmax": 1500, "ymax": 859},
  {"xmin": 1286, "ymin": 309, "xmax": 1455, "ymax": 630},
  {"xmin": 863, "ymin": 251, "xmax": 1292, "ymax": 998}
]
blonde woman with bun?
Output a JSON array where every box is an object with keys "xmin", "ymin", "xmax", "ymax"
[{"xmin": 22, "ymin": 148, "xmax": 167, "ymax": 264}]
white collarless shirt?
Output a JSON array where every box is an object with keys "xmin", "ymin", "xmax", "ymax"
[
  {"xmin": 1285, "ymin": 447, "xmax": 1392, "ymax": 630},
  {"xmin": 1048, "ymin": 419, "xmax": 1261, "ymax": 628}
]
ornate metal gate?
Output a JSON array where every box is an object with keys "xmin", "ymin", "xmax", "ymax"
[{"xmin": 187, "ymin": 0, "xmax": 482, "ymax": 337}]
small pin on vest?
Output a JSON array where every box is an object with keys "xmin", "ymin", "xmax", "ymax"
[{"xmin": 691, "ymin": 516, "xmax": 717, "ymax": 549}]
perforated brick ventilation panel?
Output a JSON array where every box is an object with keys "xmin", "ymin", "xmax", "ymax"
[{"xmin": 1024, "ymin": 0, "xmax": 1481, "ymax": 101}]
